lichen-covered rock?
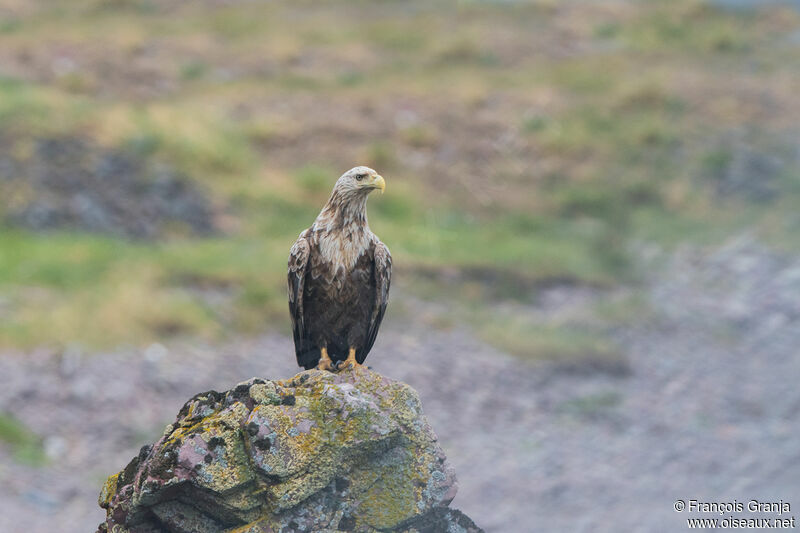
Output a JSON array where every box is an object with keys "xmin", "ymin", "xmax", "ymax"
[{"xmin": 97, "ymin": 367, "xmax": 483, "ymax": 533}]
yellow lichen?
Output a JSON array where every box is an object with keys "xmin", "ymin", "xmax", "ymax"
[{"xmin": 98, "ymin": 473, "xmax": 119, "ymax": 507}]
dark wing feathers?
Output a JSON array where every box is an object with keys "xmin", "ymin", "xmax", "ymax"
[
  {"xmin": 360, "ymin": 241, "xmax": 391, "ymax": 362},
  {"xmin": 287, "ymin": 235, "xmax": 311, "ymax": 365}
]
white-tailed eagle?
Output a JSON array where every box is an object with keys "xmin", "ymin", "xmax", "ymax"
[{"xmin": 288, "ymin": 166, "xmax": 391, "ymax": 371}]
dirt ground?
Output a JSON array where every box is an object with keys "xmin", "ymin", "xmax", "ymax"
[{"xmin": 0, "ymin": 237, "xmax": 798, "ymax": 533}]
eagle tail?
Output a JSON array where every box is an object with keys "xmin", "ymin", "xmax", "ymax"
[{"xmin": 297, "ymin": 347, "xmax": 319, "ymax": 370}]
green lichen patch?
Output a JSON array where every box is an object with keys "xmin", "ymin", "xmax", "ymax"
[
  {"xmin": 249, "ymin": 382, "xmax": 282, "ymax": 406},
  {"xmin": 246, "ymin": 403, "xmax": 323, "ymax": 480},
  {"xmin": 349, "ymin": 445, "xmax": 420, "ymax": 530}
]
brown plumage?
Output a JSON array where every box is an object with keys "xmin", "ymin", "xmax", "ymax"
[{"xmin": 288, "ymin": 166, "xmax": 391, "ymax": 371}]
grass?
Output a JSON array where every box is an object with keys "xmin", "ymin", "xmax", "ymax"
[
  {"xmin": 0, "ymin": 0, "xmax": 798, "ymax": 356},
  {"xmin": 559, "ymin": 391, "xmax": 623, "ymax": 419},
  {"xmin": 479, "ymin": 319, "xmax": 619, "ymax": 364},
  {"xmin": 0, "ymin": 413, "xmax": 46, "ymax": 466},
  {"xmin": 0, "ymin": 203, "xmax": 624, "ymax": 348},
  {"xmin": 0, "ymin": 232, "xmax": 288, "ymax": 347}
]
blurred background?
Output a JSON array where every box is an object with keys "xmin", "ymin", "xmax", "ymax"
[{"xmin": 0, "ymin": 0, "xmax": 799, "ymax": 531}]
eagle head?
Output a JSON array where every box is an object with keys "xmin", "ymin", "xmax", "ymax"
[
  {"xmin": 316, "ymin": 166, "xmax": 386, "ymax": 233},
  {"xmin": 333, "ymin": 166, "xmax": 386, "ymax": 198}
]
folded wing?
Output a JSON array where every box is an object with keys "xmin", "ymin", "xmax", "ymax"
[
  {"xmin": 287, "ymin": 236, "xmax": 311, "ymax": 366},
  {"xmin": 360, "ymin": 241, "xmax": 392, "ymax": 363}
]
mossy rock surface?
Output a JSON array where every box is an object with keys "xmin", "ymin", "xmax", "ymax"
[{"xmin": 97, "ymin": 367, "xmax": 483, "ymax": 533}]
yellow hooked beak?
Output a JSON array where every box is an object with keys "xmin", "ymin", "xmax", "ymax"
[{"xmin": 372, "ymin": 174, "xmax": 386, "ymax": 194}]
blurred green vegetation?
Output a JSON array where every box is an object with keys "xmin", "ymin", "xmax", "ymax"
[
  {"xmin": 0, "ymin": 413, "xmax": 46, "ymax": 465},
  {"xmin": 0, "ymin": 0, "xmax": 798, "ymax": 352}
]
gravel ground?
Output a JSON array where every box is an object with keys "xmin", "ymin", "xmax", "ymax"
[{"xmin": 0, "ymin": 237, "xmax": 798, "ymax": 532}]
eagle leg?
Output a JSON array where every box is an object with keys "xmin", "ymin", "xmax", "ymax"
[
  {"xmin": 317, "ymin": 347, "xmax": 335, "ymax": 372},
  {"xmin": 337, "ymin": 347, "xmax": 362, "ymax": 371}
]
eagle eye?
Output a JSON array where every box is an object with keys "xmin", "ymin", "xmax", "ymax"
[{"xmin": 355, "ymin": 173, "xmax": 366, "ymax": 181}]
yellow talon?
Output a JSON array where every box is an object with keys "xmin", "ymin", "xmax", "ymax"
[
  {"xmin": 339, "ymin": 348, "xmax": 361, "ymax": 371},
  {"xmin": 317, "ymin": 347, "xmax": 335, "ymax": 372}
]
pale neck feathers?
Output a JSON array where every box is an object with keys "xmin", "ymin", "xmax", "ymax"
[{"xmin": 312, "ymin": 188, "xmax": 373, "ymax": 269}]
